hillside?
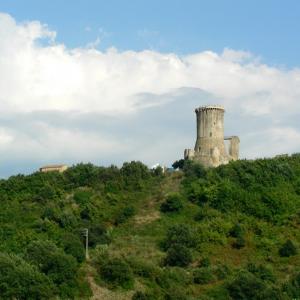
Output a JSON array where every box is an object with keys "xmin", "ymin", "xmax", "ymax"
[{"xmin": 0, "ymin": 157, "xmax": 300, "ymax": 299}]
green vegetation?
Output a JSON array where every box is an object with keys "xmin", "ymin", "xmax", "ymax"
[
  {"xmin": 0, "ymin": 155, "xmax": 300, "ymax": 299},
  {"xmin": 160, "ymin": 193, "xmax": 184, "ymax": 213}
]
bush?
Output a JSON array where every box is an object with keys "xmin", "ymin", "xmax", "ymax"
[
  {"xmin": 115, "ymin": 206, "xmax": 136, "ymax": 225},
  {"xmin": 227, "ymin": 271, "xmax": 282, "ymax": 300},
  {"xmin": 282, "ymin": 272, "xmax": 300, "ymax": 298},
  {"xmin": 25, "ymin": 240, "xmax": 78, "ymax": 297},
  {"xmin": 233, "ymin": 236, "xmax": 246, "ymax": 249},
  {"xmin": 99, "ymin": 258, "xmax": 134, "ymax": 289},
  {"xmin": 193, "ymin": 268, "xmax": 215, "ymax": 284},
  {"xmin": 73, "ymin": 190, "xmax": 92, "ymax": 206},
  {"xmin": 121, "ymin": 161, "xmax": 151, "ymax": 190},
  {"xmin": 247, "ymin": 263, "xmax": 275, "ymax": 283},
  {"xmin": 0, "ymin": 252, "xmax": 54, "ymax": 299},
  {"xmin": 164, "ymin": 244, "xmax": 192, "ymax": 267},
  {"xmin": 199, "ymin": 257, "xmax": 211, "ymax": 268},
  {"xmin": 160, "ymin": 193, "xmax": 183, "ymax": 213},
  {"xmin": 61, "ymin": 233, "xmax": 85, "ymax": 263},
  {"xmin": 89, "ymin": 224, "xmax": 111, "ymax": 247},
  {"xmin": 183, "ymin": 160, "xmax": 207, "ymax": 178},
  {"xmin": 129, "ymin": 259, "xmax": 158, "ymax": 280},
  {"xmin": 132, "ymin": 291, "xmax": 154, "ymax": 300},
  {"xmin": 215, "ymin": 264, "xmax": 231, "ymax": 280},
  {"xmin": 164, "ymin": 288, "xmax": 189, "ymax": 300},
  {"xmin": 229, "ymin": 224, "xmax": 243, "ymax": 238},
  {"xmin": 279, "ymin": 239, "xmax": 297, "ymax": 257},
  {"xmin": 229, "ymin": 224, "xmax": 246, "ymax": 249},
  {"xmin": 162, "ymin": 225, "xmax": 197, "ymax": 250}
]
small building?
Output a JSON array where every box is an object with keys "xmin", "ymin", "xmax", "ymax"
[{"xmin": 39, "ymin": 164, "xmax": 68, "ymax": 173}]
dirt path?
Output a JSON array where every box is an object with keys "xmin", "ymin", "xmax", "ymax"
[{"xmin": 133, "ymin": 173, "xmax": 183, "ymax": 226}]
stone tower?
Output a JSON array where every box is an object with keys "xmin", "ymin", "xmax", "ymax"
[{"xmin": 184, "ymin": 105, "xmax": 239, "ymax": 167}]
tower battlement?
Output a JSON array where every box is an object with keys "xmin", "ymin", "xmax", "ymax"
[
  {"xmin": 184, "ymin": 105, "xmax": 239, "ymax": 168},
  {"xmin": 195, "ymin": 105, "xmax": 225, "ymax": 112}
]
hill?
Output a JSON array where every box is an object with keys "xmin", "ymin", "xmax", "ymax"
[{"xmin": 0, "ymin": 157, "xmax": 300, "ymax": 299}]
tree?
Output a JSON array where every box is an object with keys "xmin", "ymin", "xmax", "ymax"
[
  {"xmin": 0, "ymin": 252, "xmax": 54, "ymax": 299},
  {"xmin": 172, "ymin": 159, "xmax": 185, "ymax": 170},
  {"xmin": 25, "ymin": 240, "xmax": 78, "ymax": 297}
]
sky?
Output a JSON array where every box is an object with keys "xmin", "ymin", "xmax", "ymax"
[{"xmin": 0, "ymin": 0, "xmax": 300, "ymax": 177}]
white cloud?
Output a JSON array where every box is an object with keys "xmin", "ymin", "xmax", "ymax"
[
  {"xmin": 243, "ymin": 127, "xmax": 300, "ymax": 158},
  {"xmin": 0, "ymin": 12, "xmax": 300, "ymax": 176}
]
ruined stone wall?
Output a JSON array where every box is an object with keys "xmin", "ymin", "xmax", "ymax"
[{"xmin": 228, "ymin": 136, "xmax": 240, "ymax": 161}]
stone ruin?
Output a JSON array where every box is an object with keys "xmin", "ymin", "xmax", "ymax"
[{"xmin": 184, "ymin": 105, "xmax": 239, "ymax": 167}]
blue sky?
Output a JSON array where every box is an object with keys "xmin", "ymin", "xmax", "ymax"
[
  {"xmin": 1, "ymin": 0, "xmax": 300, "ymax": 67},
  {"xmin": 0, "ymin": 1, "xmax": 300, "ymax": 177}
]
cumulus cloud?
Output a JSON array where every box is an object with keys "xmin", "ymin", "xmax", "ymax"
[{"xmin": 0, "ymin": 12, "xmax": 299, "ymax": 176}]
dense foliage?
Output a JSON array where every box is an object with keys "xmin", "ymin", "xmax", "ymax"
[
  {"xmin": 1, "ymin": 155, "xmax": 300, "ymax": 299},
  {"xmin": 0, "ymin": 161, "xmax": 161, "ymax": 299}
]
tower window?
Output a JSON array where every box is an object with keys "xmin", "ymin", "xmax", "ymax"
[{"xmin": 210, "ymin": 132, "xmax": 212, "ymax": 137}]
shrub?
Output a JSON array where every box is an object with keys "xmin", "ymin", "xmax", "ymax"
[
  {"xmin": 132, "ymin": 291, "xmax": 154, "ymax": 300},
  {"xmin": 193, "ymin": 268, "xmax": 215, "ymax": 284},
  {"xmin": 61, "ymin": 233, "xmax": 85, "ymax": 263},
  {"xmin": 247, "ymin": 263, "xmax": 275, "ymax": 282},
  {"xmin": 89, "ymin": 224, "xmax": 111, "ymax": 247},
  {"xmin": 227, "ymin": 271, "xmax": 282, "ymax": 300},
  {"xmin": 279, "ymin": 239, "xmax": 297, "ymax": 257},
  {"xmin": 164, "ymin": 288, "xmax": 189, "ymax": 300},
  {"xmin": 194, "ymin": 206, "xmax": 220, "ymax": 221},
  {"xmin": 162, "ymin": 224, "xmax": 197, "ymax": 250},
  {"xmin": 233, "ymin": 236, "xmax": 246, "ymax": 249},
  {"xmin": 99, "ymin": 258, "xmax": 134, "ymax": 289},
  {"xmin": 215, "ymin": 264, "xmax": 231, "ymax": 280},
  {"xmin": 282, "ymin": 272, "xmax": 300, "ymax": 298},
  {"xmin": 183, "ymin": 160, "xmax": 207, "ymax": 178},
  {"xmin": 73, "ymin": 190, "xmax": 92, "ymax": 206},
  {"xmin": 0, "ymin": 252, "xmax": 54, "ymax": 299},
  {"xmin": 199, "ymin": 257, "xmax": 211, "ymax": 268},
  {"xmin": 115, "ymin": 206, "xmax": 136, "ymax": 225},
  {"xmin": 229, "ymin": 224, "xmax": 246, "ymax": 249},
  {"xmin": 164, "ymin": 244, "xmax": 192, "ymax": 267},
  {"xmin": 121, "ymin": 161, "xmax": 151, "ymax": 190},
  {"xmin": 160, "ymin": 193, "xmax": 183, "ymax": 213},
  {"xmin": 152, "ymin": 166, "xmax": 164, "ymax": 177},
  {"xmin": 229, "ymin": 223, "xmax": 243, "ymax": 238},
  {"xmin": 128, "ymin": 259, "xmax": 158, "ymax": 279},
  {"xmin": 35, "ymin": 184, "xmax": 57, "ymax": 201},
  {"xmin": 25, "ymin": 240, "xmax": 78, "ymax": 296}
]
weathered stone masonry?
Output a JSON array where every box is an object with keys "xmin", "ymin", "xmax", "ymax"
[{"xmin": 184, "ymin": 105, "xmax": 239, "ymax": 167}]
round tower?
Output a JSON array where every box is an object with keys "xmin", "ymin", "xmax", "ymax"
[{"xmin": 194, "ymin": 105, "xmax": 229, "ymax": 167}]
